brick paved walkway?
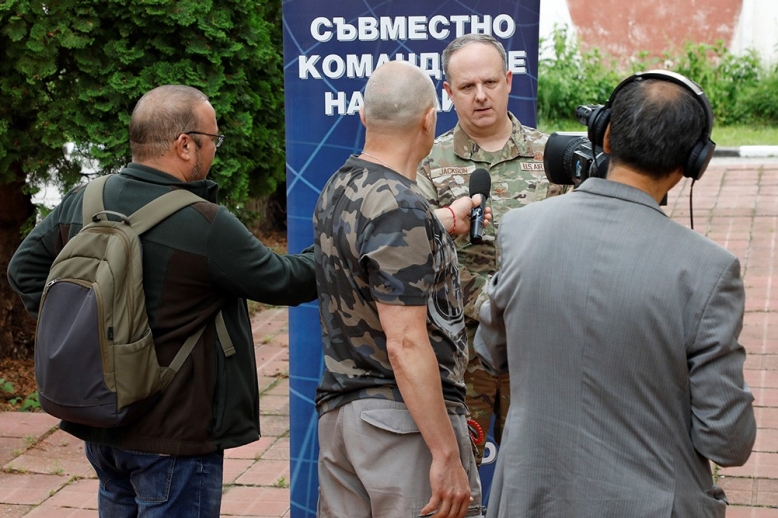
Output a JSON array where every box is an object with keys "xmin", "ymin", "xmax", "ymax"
[
  {"xmin": 0, "ymin": 156, "xmax": 776, "ymax": 516},
  {"xmin": 0, "ymin": 308, "xmax": 293, "ymax": 517}
]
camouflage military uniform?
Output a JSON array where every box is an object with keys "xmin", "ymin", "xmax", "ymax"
[
  {"xmin": 314, "ymin": 155, "xmax": 468, "ymax": 416},
  {"xmin": 417, "ymin": 113, "xmax": 568, "ymax": 461}
]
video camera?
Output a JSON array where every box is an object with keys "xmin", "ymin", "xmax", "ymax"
[{"xmin": 543, "ymin": 104, "xmax": 610, "ymax": 186}]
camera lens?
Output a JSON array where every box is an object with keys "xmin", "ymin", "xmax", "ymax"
[{"xmin": 543, "ymin": 132, "xmax": 592, "ymax": 185}]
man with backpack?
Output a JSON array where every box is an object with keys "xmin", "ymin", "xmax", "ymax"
[{"xmin": 7, "ymin": 85, "xmax": 317, "ymax": 517}]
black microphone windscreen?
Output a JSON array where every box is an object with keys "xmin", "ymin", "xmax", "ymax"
[{"xmin": 469, "ymin": 169, "xmax": 491, "ymax": 199}]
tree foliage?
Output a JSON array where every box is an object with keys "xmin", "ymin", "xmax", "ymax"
[
  {"xmin": 1, "ymin": 0, "xmax": 286, "ymax": 204},
  {"xmin": 0, "ymin": 0, "xmax": 285, "ymax": 358}
]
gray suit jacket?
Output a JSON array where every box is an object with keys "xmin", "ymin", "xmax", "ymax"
[{"xmin": 475, "ymin": 178, "xmax": 756, "ymax": 518}]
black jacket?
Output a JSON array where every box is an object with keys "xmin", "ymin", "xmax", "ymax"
[{"xmin": 8, "ymin": 163, "xmax": 317, "ymax": 454}]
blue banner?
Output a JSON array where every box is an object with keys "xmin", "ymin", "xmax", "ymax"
[{"xmin": 282, "ymin": 2, "xmax": 540, "ymax": 515}]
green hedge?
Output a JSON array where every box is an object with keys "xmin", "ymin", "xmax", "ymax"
[{"xmin": 538, "ymin": 26, "xmax": 778, "ymax": 128}]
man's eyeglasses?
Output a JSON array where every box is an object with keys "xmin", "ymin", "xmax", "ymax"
[{"xmin": 181, "ymin": 131, "xmax": 225, "ymax": 148}]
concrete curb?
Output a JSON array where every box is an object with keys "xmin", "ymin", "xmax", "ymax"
[{"xmin": 715, "ymin": 146, "xmax": 778, "ymax": 158}]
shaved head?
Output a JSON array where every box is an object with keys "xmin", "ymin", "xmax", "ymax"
[{"xmin": 363, "ymin": 61, "xmax": 437, "ymax": 131}]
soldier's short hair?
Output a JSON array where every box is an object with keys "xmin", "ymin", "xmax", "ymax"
[{"xmin": 442, "ymin": 34, "xmax": 507, "ymax": 80}]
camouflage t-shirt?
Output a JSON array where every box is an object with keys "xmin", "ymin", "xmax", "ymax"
[
  {"xmin": 417, "ymin": 113, "xmax": 569, "ymax": 323},
  {"xmin": 314, "ymin": 155, "xmax": 468, "ymax": 416}
]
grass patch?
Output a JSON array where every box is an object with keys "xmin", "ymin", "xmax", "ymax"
[
  {"xmin": 712, "ymin": 125, "xmax": 778, "ymax": 147},
  {"xmin": 537, "ymin": 119, "xmax": 587, "ymax": 134},
  {"xmin": 538, "ymin": 120, "xmax": 778, "ymax": 147}
]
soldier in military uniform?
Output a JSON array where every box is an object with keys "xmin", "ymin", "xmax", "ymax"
[
  {"xmin": 314, "ymin": 60, "xmax": 488, "ymax": 518},
  {"xmin": 417, "ymin": 34, "xmax": 569, "ymax": 463}
]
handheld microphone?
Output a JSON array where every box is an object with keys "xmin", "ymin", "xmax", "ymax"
[{"xmin": 469, "ymin": 169, "xmax": 491, "ymax": 244}]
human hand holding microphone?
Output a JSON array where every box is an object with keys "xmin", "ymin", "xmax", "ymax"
[
  {"xmin": 440, "ymin": 168, "xmax": 492, "ymax": 238},
  {"xmin": 468, "ymin": 168, "xmax": 491, "ymax": 244}
]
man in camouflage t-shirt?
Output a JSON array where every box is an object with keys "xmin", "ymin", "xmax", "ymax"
[
  {"xmin": 314, "ymin": 61, "xmax": 483, "ymax": 518},
  {"xmin": 315, "ymin": 156, "xmax": 467, "ymax": 415},
  {"xmin": 417, "ymin": 34, "xmax": 569, "ymax": 463}
]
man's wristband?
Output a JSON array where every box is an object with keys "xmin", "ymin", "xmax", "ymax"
[{"xmin": 445, "ymin": 205, "xmax": 456, "ymax": 234}]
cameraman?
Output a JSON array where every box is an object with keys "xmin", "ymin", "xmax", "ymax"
[{"xmin": 475, "ymin": 73, "xmax": 755, "ymax": 517}]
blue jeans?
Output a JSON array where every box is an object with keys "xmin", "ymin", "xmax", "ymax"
[{"xmin": 85, "ymin": 442, "xmax": 224, "ymax": 518}]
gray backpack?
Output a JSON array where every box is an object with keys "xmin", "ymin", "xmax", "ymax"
[{"xmin": 35, "ymin": 175, "xmax": 234, "ymax": 427}]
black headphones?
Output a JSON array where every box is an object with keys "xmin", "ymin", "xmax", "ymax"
[{"xmin": 586, "ymin": 70, "xmax": 716, "ymax": 181}]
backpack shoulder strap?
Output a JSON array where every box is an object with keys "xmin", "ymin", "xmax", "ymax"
[
  {"xmin": 166, "ymin": 311, "xmax": 236, "ymax": 369},
  {"xmin": 160, "ymin": 310, "xmax": 236, "ymax": 390},
  {"xmin": 214, "ymin": 311, "xmax": 236, "ymax": 357},
  {"xmin": 82, "ymin": 176, "xmax": 204, "ymax": 233},
  {"xmin": 82, "ymin": 175, "xmax": 112, "ymax": 225},
  {"xmin": 128, "ymin": 189, "xmax": 206, "ymax": 235}
]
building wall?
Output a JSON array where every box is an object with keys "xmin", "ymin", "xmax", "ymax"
[
  {"xmin": 539, "ymin": 0, "xmax": 778, "ymax": 64},
  {"xmin": 730, "ymin": 0, "xmax": 778, "ymax": 63}
]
